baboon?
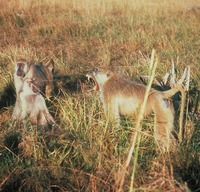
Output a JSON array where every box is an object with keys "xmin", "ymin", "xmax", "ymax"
[
  {"xmin": 14, "ymin": 58, "xmax": 54, "ymax": 98},
  {"xmin": 86, "ymin": 67, "xmax": 185, "ymax": 149},
  {"xmin": 12, "ymin": 78, "xmax": 55, "ymax": 132}
]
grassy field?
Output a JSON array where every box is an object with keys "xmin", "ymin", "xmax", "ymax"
[{"xmin": 0, "ymin": 0, "xmax": 200, "ymax": 191}]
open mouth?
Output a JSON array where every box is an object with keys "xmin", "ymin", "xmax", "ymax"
[{"xmin": 86, "ymin": 73, "xmax": 99, "ymax": 91}]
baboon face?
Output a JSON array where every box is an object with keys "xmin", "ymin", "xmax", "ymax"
[
  {"xmin": 86, "ymin": 67, "xmax": 114, "ymax": 91},
  {"xmin": 15, "ymin": 59, "xmax": 31, "ymax": 77},
  {"xmin": 24, "ymin": 78, "xmax": 40, "ymax": 94}
]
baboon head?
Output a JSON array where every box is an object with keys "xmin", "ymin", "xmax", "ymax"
[
  {"xmin": 15, "ymin": 59, "xmax": 31, "ymax": 77},
  {"xmin": 86, "ymin": 67, "xmax": 115, "ymax": 91}
]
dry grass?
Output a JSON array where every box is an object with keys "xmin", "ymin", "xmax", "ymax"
[{"xmin": 0, "ymin": 0, "xmax": 200, "ymax": 191}]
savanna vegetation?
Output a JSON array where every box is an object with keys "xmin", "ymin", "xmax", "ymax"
[{"xmin": 0, "ymin": 0, "xmax": 200, "ymax": 191}]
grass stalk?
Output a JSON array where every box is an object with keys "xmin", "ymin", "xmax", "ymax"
[
  {"xmin": 116, "ymin": 49, "xmax": 158, "ymax": 191},
  {"xmin": 129, "ymin": 132, "xmax": 141, "ymax": 191},
  {"xmin": 184, "ymin": 66, "xmax": 191, "ymax": 139},
  {"xmin": 0, "ymin": 166, "xmax": 18, "ymax": 188}
]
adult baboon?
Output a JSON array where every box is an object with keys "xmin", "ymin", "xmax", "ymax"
[
  {"xmin": 12, "ymin": 78, "xmax": 55, "ymax": 132},
  {"xmin": 14, "ymin": 58, "xmax": 54, "ymax": 98},
  {"xmin": 86, "ymin": 67, "xmax": 185, "ymax": 149}
]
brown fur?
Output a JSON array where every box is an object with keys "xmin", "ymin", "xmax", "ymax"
[
  {"xmin": 12, "ymin": 78, "xmax": 55, "ymax": 132},
  {"xmin": 14, "ymin": 58, "xmax": 54, "ymax": 98},
  {"xmin": 87, "ymin": 67, "xmax": 185, "ymax": 149}
]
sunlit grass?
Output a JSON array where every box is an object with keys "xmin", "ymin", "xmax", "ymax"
[{"xmin": 0, "ymin": 0, "xmax": 200, "ymax": 191}]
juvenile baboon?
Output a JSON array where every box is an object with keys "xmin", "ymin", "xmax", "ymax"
[
  {"xmin": 14, "ymin": 58, "xmax": 54, "ymax": 98},
  {"xmin": 12, "ymin": 78, "xmax": 55, "ymax": 132},
  {"xmin": 86, "ymin": 67, "xmax": 185, "ymax": 149}
]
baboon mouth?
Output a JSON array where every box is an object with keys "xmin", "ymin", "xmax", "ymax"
[{"xmin": 86, "ymin": 74, "xmax": 99, "ymax": 91}]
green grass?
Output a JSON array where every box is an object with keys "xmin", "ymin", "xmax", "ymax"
[{"xmin": 0, "ymin": 0, "xmax": 200, "ymax": 191}]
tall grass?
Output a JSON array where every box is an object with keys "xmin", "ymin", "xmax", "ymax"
[{"xmin": 0, "ymin": 0, "xmax": 200, "ymax": 191}]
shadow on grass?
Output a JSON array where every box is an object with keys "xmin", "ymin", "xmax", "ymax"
[
  {"xmin": 173, "ymin": 120, "xmax": 200, "ymax": 191},
  {"xmin": 53, "ymin": 73, "xmax": 89, "ymax": 97},
  {"xmin": 0, "ymin": 83, "xmax": 16, "ymax": 110},
  {"xmin": 0, "ymin": 129, "xmax": 92, "ymax": 192},
  {"xmin": 0, "ymin": 73, "xmax": 88, "ymax": 111}
]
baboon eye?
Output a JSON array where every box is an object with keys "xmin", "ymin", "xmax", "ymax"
[
  {"xmin": 18, "ymin": 63, "xmax": 24, "ymax": 68},
  {"xmin": 107, "ymin": 72, "xmax": 112, "ymax": 78}
]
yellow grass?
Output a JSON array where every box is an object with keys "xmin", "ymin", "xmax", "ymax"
[{"xmin": 0, "ymin": 0, "xmax": 200, "ymax": 191}]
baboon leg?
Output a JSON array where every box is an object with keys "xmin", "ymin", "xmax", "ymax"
[
  {"xmin": 154, "ymin": 122, "xmax": 174, "ymax": 150},
  {"xmin": 153, "ymin": 98, "xmax": 176, "ymax": 150},
  {"xmin": 104, "ymin": 99, "xmax": 120, "ymax": 124},
  {"xmin": 45, "ymin": 112, "xmax": 55, "ymax": 124},
  {"xmin": 39, "ymin": 114, "xmax": 49, "ymax": 133},
  {"xmin": 38, "ymin": 110, "xmax": 55, "ymax": 133}
]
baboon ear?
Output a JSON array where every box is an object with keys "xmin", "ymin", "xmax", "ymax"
[
  {"xmin": 43, "ymin": 58, "xmax": 54, "ymax": 72},
  {"xmin": 27, "ymin": 60, "xmax": 32, "ymax": 66}
]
